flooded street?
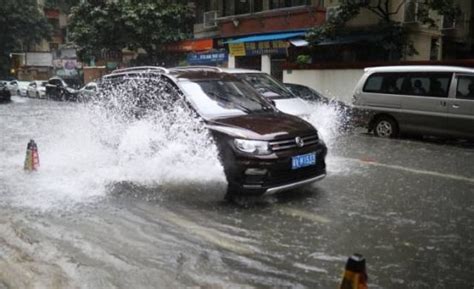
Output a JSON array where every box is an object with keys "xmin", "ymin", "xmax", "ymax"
[{"xmin": 1, "ymin": 96, "xmax": 474, "ymax": 289}]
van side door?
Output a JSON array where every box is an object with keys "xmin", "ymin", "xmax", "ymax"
[
  {"xmin": 446, "ymin": 74, "xmax": 474, "ymax": 138},
  {"xmin": 399, "ymin": 72, "xmax": 451, "ymax": 135}
]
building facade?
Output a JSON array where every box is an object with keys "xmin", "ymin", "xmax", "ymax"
[
  {"xmin": 322, "ymin": 0, "xmax": 473, "ymax": 62},
  {"xmin": 15, "ymin": 0, "xmax": 81, "ymax": 82},
  {"xmin": 186, "ymin": 0, "xmax": 473, "ymax": 80},
  {"xmin": 191, "ymin": 0, "xmax": 325, "ymax": 80}
]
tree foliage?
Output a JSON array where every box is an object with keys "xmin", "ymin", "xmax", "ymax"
[
  {"xmin": 44, "ymin": 0, "xmax": 82, "ymax": 13},
  {"xmin": 68, "ymin": 0, "xmax": 194, "ymax": 64},
  {"xmin": 0, "ymin": 0, "xmax": 51, "ymax": 76},
  {"xmin": 307, "ymin": 0, "xmax": 460, "ymax": 59}
]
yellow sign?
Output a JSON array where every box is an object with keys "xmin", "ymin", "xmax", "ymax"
[{"xmin": 229, "ymin": 43, "xmax": 246, "ymax": 56}]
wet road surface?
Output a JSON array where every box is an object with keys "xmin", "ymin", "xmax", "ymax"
[{"xmin": 0, "ymin": 97, "xmax": 473, "ymax": 289}]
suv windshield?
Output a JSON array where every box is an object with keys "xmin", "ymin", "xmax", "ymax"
[
  {"xmin": 235, "ymin": 73, "xmax": 295, "ymax": 99},
  {"xmin": 180, "ymin": 78, "xmax": 275, "ymax": 119}
]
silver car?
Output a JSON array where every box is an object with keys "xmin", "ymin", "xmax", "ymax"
[
  {"xmin": 27, "ymin": 81, "xmax": 47, "ymax": 98},
  {"xmin": 221, "ymin": 68, "xmax": 313, "ymax": 117},
  {"xmin": 353, "ymin": 65, "xmax": 474, "ymax": 139}
]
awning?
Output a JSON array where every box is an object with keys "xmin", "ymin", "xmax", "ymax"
[
  {"xmin": 289, "ymin": 39, "xmax": 309, "ymax": 47},
  {"xmin": 225, "ymin": 31, "xmax": 307, "ymax": 44}
]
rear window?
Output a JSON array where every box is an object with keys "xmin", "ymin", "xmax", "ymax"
[{"xmin": 363, "ymin": 72, "xmax": 452, "ymax": 97}]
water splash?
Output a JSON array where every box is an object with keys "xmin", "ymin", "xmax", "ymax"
[{"xmin": 0, "ymin": 79, "xmax": 225, "ymax": 210}]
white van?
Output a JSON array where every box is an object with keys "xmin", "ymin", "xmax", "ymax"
[{"xmin": 352, "ymin": 66, "xmax": 474, "ymax": 139}]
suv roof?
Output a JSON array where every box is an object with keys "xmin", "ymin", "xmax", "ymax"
[
  {"xmin": 365, "ymin": 65, "xmax": 474, "ymax": 74},
  {"xmin": 106, "ymin": 66, "xmax": 247, "ymax": 82},
  {"xmin": 220, "ymin": 68, "xmax": 263, "ymax": 74}
]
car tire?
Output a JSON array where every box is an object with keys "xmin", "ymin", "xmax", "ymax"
[
  {"xmin": 373, "ymin": 116, "xmax": 399, "ymax": 138},
  {"xmin": 36, "ymin": 92, "xmax": 39, "ymax": 98}
]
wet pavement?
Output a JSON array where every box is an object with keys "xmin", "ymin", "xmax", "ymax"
[{"xmin": 0, "ymin": 97, "xmax": 473, "ymax": 289}]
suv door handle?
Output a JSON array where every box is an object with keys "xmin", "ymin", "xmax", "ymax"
[{"xmin": 452, "ymin": 104, "xmax": 460, "ymax": 109}]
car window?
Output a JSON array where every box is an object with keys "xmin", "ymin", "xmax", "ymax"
[
  {"xmin": 364, "ymin": 72, "xmax": 451, "ymax": 97},
  {"xmin": 180, "ymin": 78, "xmax": 274, "ymax": 119},
  {"xmin": 456, "ymin": 75, "xmax": 474, "ymax": 100},
  {"xmin": 29, "ymin": 83, "xmax": 35, "ymax": 87},
  {"xmin": 235, "ymin": 73, "xmax": 295, "ymax": 99},
  {"xmin": 364, "ymin": 73, "xmax": 405, "ymax": 94},
  {"xmin": 405, "ymin": 73, "xmax": 451, "ymax": 97}
]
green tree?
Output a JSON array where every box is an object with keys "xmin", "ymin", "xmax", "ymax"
[
  {"xmin": 307, "ymin": 0, "xmax": 460, "ymax": 60},
  {"xmin": 0, "ymin": 0, "xmax": 51, "ymax": 77},
  {"xmin": 44, "ymin": 0, "xmax": 82, "ymax": 13},
  {"xmin": 68, "ymin": 0, "xmax": 194, "ymax": 64}
]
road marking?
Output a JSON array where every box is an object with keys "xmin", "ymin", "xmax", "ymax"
[
  {"xmin": 341, "ymin": 157, "xmax": 474, "ymax": 184},
  {"xmin": 158, "ymin": 210, "xmax": 255, "ymax": 255},
  {"xmin": 278, "ymin": 206, "xmax": 331, "ymax": 224}
]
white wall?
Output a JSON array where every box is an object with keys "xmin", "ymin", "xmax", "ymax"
[{"xmin": 283, "ymin": 69, "xmax": 364, "ymax": 103}]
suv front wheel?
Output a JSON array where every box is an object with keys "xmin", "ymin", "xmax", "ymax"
[{"xmin": 373, "ymin": 116, "xmax": 399, "ymax": 138}]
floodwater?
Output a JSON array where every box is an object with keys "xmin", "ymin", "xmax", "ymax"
[{"xmin": 1, "ymin": 96, "xmax": 473, "ymax": 289}]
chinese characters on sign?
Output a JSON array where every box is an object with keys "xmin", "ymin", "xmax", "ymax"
[
  {"xmin": 187, "ymin": 51, "xmax": 228, "ymax": 65},
  {"xmin": 228, "ymin": 40, "xmax": 289, "ymax": 56}
]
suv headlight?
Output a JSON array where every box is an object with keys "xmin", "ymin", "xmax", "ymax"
[{"xmin": 234, "ymin": 139, "xmax": 271, "ymax": 155}]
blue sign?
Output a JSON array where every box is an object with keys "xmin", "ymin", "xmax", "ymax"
[{"xmin": 187, "ymin": 51, "xmax": 228, "ymax": 65}]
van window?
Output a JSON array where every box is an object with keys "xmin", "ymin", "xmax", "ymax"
[
  {"xmin": 363, "ymin": 73, "xmax": 405, "ymax": 94},
  {"xmin": 404, "ymin": 73, "xmax": 451, "ymax": 97},
  {"xmin": 456, "ymin": 75, "xmax": 474, "ymax": 100},
  {"xmin": 363, "ymin": 72, "xmax": 451, "ymax": 97}
]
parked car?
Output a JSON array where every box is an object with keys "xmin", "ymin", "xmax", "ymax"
[
  {"xmin": 7, "ymin": 80, "xmax": 30, "ymax": 96},
  {"xmin": 101, "ymin": 66, "xmax": 327, "ymax": 197},
  {"xmin": 45, "ymin": 77, "xmax": 79, "ymax": 101},
  {"xmin": 78, "ymin": 81, "xmax": 98, "ymax": 102},
  {"xmin": 27, "ymin": 80, "xmax": 47, "ymax": 98},
  {"xmin": 284, "ymin": 83, "xmax": 354, "ymax": 130},
  {"xmin": 352, "ymin": 65, "xmax": 474, "ymax": 139},
  {"xmin": 209, "ymin": 68, "xmax": 313, "ymax": 117},
  {"xmin": 0, "ymin": 81, "xmax": 11, "ymax": 102}
]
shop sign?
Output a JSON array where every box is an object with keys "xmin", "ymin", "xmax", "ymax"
[
  {"xmin": 26, "ymin": 52, "xmax": 53, "ymax": 67},
  {"xmin": 229, "ymin": 43, "xmax": 246, "ymax": 56},
  {"xmin": 229, "ymin": 40, "xmax": 289, "ymax": 56},
  {"xmin": 187, "ymin": 51, "xmax": 228, "ymax": 65},
  {"xmin": 164, "ymin": 39, "xmax": 214, "ymax": 52},
  {"xmin": 244, "ymin": 40, "xmax": 288, "ymax": 56}
]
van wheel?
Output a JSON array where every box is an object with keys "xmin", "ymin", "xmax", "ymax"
[{"xmin": 373, "ymin": 116, "xmax": 399, "ymax": 138}]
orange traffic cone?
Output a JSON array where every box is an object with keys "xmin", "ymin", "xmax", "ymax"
[
  {"xmin": 339, "ymin": 254, "xmax": 368, "ymax": 289},
  {"xmin": 24, "ymin": 139, "xmax": 40, "ymax": 171}
]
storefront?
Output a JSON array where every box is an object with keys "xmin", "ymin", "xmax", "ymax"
[
  {"xmin": 163, "ymin": 38, "xmax": 215, "ymax": 66},
  {"xmin": 225, "ymin": 31, "xmax": 307, "ymax": 81}
]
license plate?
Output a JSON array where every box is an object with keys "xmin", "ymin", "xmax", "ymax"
[{"xmin": 292, "ymin": 152, "xmax": 316, "ymax": 170}]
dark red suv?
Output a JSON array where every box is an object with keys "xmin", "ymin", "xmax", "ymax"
[{"xmin": 101, "ymin": 66, "xmax": 327, "ymax": 196}]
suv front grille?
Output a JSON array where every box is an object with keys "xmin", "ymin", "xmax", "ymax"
[{"xmin": 269, "ymin": 134, "xmax": 319, "ymax": 152}]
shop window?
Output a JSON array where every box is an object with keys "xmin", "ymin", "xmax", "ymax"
[
  {"xmin": 253, "ymin": 0, "xmax": 263, "ymax": 12},
  {"xmin": 270, "ymin": 0, "xmax": 309, "ymax": 9},
  {"xmin": 224, "ymin": 0, "xmax": 264, "ymax": 16},
  {"xmin": 49, "ymin": 42, "xmax": 59, "ymax": 51},
  {"xmin": 236, "ymin": 0, "xmax": 251, "ymax": 15}
]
